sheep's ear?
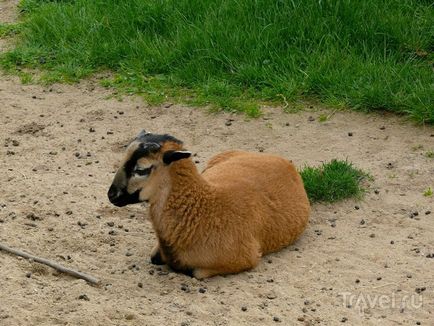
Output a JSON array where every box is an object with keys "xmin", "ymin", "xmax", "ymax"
[{"xmin": 163, "ymin": 150, "xmax": 191, "ymax": 164}]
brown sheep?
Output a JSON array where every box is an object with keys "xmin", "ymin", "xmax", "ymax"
[{"xmin": 108, "ymin": 130, "xmax": 310, "ymax": 279}]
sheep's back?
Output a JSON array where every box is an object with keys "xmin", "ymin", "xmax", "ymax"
[{"xmin": 202, "ymin": 151, "xmax": 310, "ymax": 254}]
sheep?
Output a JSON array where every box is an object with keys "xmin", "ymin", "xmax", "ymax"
[{"xmin": 107, "ymin": 130, "xmax": 310, "ymax": 279}]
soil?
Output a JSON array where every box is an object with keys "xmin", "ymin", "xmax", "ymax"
[{"xmin": 0, "ymin": 1, "xmax": 433, "ymax": 325}]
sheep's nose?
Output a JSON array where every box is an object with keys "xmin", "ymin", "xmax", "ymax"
[{"xmin": 108, "ymin": 185, "xmax": 120, "ymax": 202}]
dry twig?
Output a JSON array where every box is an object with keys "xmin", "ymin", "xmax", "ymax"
[{"xmin": 0, "ymin": 242, "xmax": 100, "ymax": 285}]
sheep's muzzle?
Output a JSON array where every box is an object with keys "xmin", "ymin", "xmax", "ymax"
[{"xmin": 107, "ymin": 184, "xmax": 140, "ymax": 207}]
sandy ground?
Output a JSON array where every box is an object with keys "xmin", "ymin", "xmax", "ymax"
[{"xmin": 1, "ymin": 2, "xmax": 433, "ymax": 325}]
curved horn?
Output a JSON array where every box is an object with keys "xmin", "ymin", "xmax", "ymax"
[{"xmin": 136, "ymin": 129, "xmax": 149, "ymax": 140}]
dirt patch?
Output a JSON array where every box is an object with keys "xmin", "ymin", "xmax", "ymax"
[
  {"xmin": 14, "ymin": 122, "xmax": 46, "ymax": 136},
  {"xmin": 0, "ymin": 0, "xmax": 19, "ymax": 23},
  {"xmin": 110, "ymin": 139, "xmax": 131, "ymax": 153},
  {"xmin": 1, "ymin": 1, "xmax": 433, "ymax": 325},
  {"xmin": 0, "ymin": 73, "xmax": 433, "ymax": 326}
]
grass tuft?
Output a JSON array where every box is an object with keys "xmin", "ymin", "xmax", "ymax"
[
  {"xmin": 0, "ymin": 23, "xmax": 21, "ymax": 38},
  {"xmin": 425, "ymin": 151, "xmax": 434, "ymax": 158},
  {"xmin": 301, "ymin": 159, "xmax": 368, "ymax": 203},
  {"xmin": 1, "ymin": 0, "xmax": 433, "ymax": 122}
]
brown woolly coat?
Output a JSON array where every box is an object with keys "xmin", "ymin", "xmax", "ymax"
[{"xmin": 149, "ymin": 145, "xmax": 310, "ymax": 278}]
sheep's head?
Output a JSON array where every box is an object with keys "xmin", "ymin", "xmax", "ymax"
[{"xmin": 107, "ymin": 130, "xmax": 191, "ymax": 207}]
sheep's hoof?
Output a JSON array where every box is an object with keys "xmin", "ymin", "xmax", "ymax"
[{"xmin": 150, "ymin": 251, "xmax": 164, "ymax": 265}]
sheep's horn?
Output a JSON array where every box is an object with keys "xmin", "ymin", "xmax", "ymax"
[
  {"xmin": 136, "ymin": 129, "xmax": 149, "ymax": 140},
  {"xmin": 146, "ymin": 142, "xmax": 161, "ymax": 152}
]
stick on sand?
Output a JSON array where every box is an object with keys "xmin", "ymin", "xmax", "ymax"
[{"xmin": 0, "ymin": 242, "xmax": 100, "ymax": 285}]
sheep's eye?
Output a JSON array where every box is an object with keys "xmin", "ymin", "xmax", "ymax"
[{"xmin": 134, "ymin": 166, "xmax": 153, "ymax": 176}]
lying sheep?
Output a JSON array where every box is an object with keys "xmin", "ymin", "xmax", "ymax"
[{"xmin": 108, "ymin": 130, "xmax": 310, "ymax": 278}]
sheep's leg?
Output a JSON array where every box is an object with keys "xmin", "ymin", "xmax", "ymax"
[
  {"xmin": 192, "ymin": 268, "xmax": 222, "ymax": 279},
  {"xmin": 193, "ymin": 264, "xmax": 255, "ymax": 279},
  {"xmin": 193, "ymin": 242, "xmax": 262, "ymax": 279},
  {"xmin": 150, "ymin": 243, "xmax": 165, "ymax": 265}
]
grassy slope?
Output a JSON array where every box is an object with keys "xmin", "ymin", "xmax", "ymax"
[{"xmin": 1, "ymin": 0, "xmax": 433, "ymax": 122}]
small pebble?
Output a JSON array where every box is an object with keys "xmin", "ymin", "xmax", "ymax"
[
  {"xmin": 341, "ymin": 317, "xmax": 348, "ymax": 323},
  {"xmin": 26, "ymin": 272, "xmax": 32, "ymax": 278},
  {"xmin": 348, "ymin": 132, "xmax": 353, "ymax": 137},
  {"xmin": 415, "ymin": 287, "xmax": 426, "ymax": 294},
  {"xmin": 273, "ymin": 316, "xmax": 281, "ymax": 322},
  {"xmin": 138, "ymin": 282, "xmax": 143, "ymax": 288},
  {"xmin": 198, "ymin": 287, "xmax": 206, "ymax": 294},
  {"xmin": 241, "ymin": 306, "xmax": 247, "ymax": 312},
  {"xmin": 78, "ymin": 294, "xmax": 90, "ymax": 301}
]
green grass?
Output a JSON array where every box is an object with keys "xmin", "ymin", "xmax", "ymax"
[
  {"xmin": 1, "ymin": 0, "xmax": 433, "ymax": 121},
  {"xmin": 424, "ymin": 187, "xmax": 433, "ymax": 197},
  {"xmin": 0, "ymin": 23, "xmax": 21, "ymax": 37},
  {"xmin": 300, "ymin": 160, "xmax": 368, "ymax": 203}
]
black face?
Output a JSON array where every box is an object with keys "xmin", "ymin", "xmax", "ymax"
[
  {"xmin": 107, "ymin": 185, "xmax": 141, "ymax": 207},
  {"xmin": 107, "ymin": 130, "xmax": 187, "ymax": 207},
  {"xmin": 123, "ymin": 142, "xmax": 159, "ymax": 178}
]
